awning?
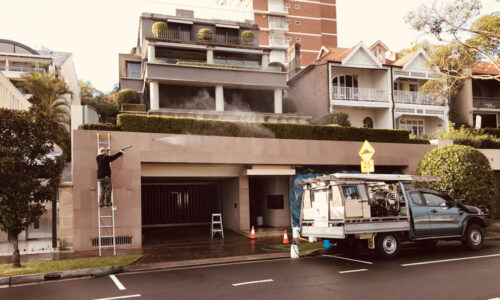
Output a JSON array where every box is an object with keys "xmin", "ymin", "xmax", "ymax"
[{"xmin": 246, "ymin": 165, "xmax": 296, "ymax": 176}]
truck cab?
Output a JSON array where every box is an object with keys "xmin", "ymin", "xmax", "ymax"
[{"xmin": 299, "ymin": 174, "xmax": 491, "ymax": 258}]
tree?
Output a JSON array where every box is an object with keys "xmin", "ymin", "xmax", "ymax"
[
  {"xmin": 0, "ymin": 108, "xmax": 65, "ymax": 267},
  {"xmin": 20, "ymin": 72, "xmax": 72, "ymax": 158},
  {"xmin": 116, "ymin": 89, "xmax": 141, "ymax": 107},
  {"xmin": 405, "ymin": 0, "xmax": 500, "ymax": 98},
  {"xmin": 416, "ymin": 145, "xmax": 496, "ymax": 215},
  {"xmin": 80, "ymin": 81, "xmax": 119, "ymax": 124}
]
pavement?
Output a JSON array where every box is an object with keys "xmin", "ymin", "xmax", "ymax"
[
  {"xmin": 1, "ymin": 221, "xmax": 500, "ymax": 287},
  {"xmin": 4, "ymin": 240, "xmax": 500, "ymax": 299}
]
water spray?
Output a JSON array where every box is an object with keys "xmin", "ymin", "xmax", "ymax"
[{"xmin": 152, "ymin": 136, "xmax": 186, "ymax": 146}]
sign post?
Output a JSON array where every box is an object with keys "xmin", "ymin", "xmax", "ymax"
[{"xmin": 359, "ymin": 140, "xmax": 375, "ymax": 173}]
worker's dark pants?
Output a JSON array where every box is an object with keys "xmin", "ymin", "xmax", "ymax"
[{"xmin": 98, "ymin": 177, "xmax": 112, "ymax": 206}]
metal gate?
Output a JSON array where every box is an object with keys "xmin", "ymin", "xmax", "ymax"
[{"xmin": 142, "ymin": 184, "xmax": 219, "ymax": 225}]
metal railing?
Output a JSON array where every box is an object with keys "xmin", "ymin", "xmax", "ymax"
[
  {"xmin": 332, "ymin": 86, "xmax": 388, "ymax": 102},
  {"xmin": 2, "ymin": 66, "xmax": 46, "ymax": 73},
  {"xmin": 154, "ymin": 29, "xmax": 257, "ymax": 47},
  {"xmin": 473, "ymin": 97, "xmax": 500, "ymax": 109},
  {"xmin": 393, "ymin": 90, "xmax": 444, "ymax": 106},
  {"xmin": 269, "ymin": 36, "xmax": 288, "ymax": 47},
  {"xmin": 268, "ymin": 4, "xmax": 288, "ymax": 13},
  {"xmin": 268, "ymin": 21, "xmax": 289, "ymax": 30}
]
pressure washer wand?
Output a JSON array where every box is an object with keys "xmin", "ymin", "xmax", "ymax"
[{"xmin": 120, "ymin": 145, "xmax": 134, "ymax": 151}]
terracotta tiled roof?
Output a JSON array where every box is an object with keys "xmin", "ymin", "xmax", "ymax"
[
  {"xmin": 317, "ymin": 47, "xmax": 353, "ymax": 63},
  {"xmin": 473, "ymin": 61, "xmax": 500, "ymax": 75},
  {"xmin": 389, "ymin": 51, "xmax": 415, "ymax": 67}
]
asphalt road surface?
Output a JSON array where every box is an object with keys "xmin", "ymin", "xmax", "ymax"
[{"xmin": 3, "ymin": 240, "xmax": 500, "ymax": 300}]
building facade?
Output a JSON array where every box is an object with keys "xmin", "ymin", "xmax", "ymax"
[{"xmin": 287, "ymin": 41, "xmax": 449, "ymax": 136}]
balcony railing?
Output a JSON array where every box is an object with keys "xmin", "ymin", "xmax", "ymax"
[
  {"xmin": 269, "ymin": 36, "xmax": 288, "ymax": 47},
  {"xmin": 268, "ymin": 21, "xmax": 289, "ymax": 30},
  {"xmin": 154, "ymin": 29, "xmax": 257, "ymax": 47},
  {"xmin": 268, "ymin": 5, "xmax": 288, "ymax": 14},
  {"xmin": 473, "ymin": 97, "xmax": 500, "ymax": 109},
  {"xmin": 393, "ymin": 90, "xmax": 444, "ymax": 106},
  {"xmin": 332, "ymin": 86, "xmax": 388, "ymax": 102},
  {"xmin": 0, "ymin": 66, "xmax": 46, "ymax": 73}
]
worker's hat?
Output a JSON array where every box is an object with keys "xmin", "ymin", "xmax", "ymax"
[{"xmin": 99, "ymin": 147, "xmax": 107, "ymax": 154}]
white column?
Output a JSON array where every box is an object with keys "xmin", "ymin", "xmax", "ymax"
[
  {"xmin": 274, "ymin": 88, "xmax": 283, "ymax": 114},
  {"xmin": 5, "ymin": 58, "xmax": 9, "ymax": 71},
  {"xmin": 147, "ymin": 45, "xmax": 156, "ymax": 63},
  {"xmin": 150, "ymin": 81, "xmax": 159, "ymax": 110},
  {"xmin": 262, "ymin": 53, "xmax": 269, "ymax": 69},
  {"xmin": 215, "ymin": 85, "xmax": 224, "ymax": 111},
  {"xmin": 207, "ymin": 48, "xmax": 214, "ymax": 64}
]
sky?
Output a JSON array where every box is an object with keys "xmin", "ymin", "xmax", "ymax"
[{"xmin": 0, "ymin": 0, "xmax": 498, "ymax": 93}]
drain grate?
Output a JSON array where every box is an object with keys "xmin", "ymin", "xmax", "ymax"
[{"xmin": 91, "ymin": 236, "xmax": 132, "ymax": 247}]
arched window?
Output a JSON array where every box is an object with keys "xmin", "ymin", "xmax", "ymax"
[
  {"xmin": 332, "ymin": 75, "xmax": 358, "ymax": 88},
  {"xmin": 363, "ymin": 117, "xmax": 373, "ymax": 128}
]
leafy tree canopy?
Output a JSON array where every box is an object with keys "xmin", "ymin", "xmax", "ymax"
[{"xmin": 80, "ymin": 80, "xmax": 119, "ymax": 124}]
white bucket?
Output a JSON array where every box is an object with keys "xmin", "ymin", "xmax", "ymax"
[
  {"xmin": 290, "ymin": 243, "xmax": 299, "ymax": 259},
  {"xmin": 308, "ymin": 236, "xmax": 317, "ymax": 243},
  {"xmin": 256, "ymin": 216, "xmax": 263, "ymax": 227},
  {"xmin": 292, "ymin": 227, "xmax": 300, "ymax": 239}
]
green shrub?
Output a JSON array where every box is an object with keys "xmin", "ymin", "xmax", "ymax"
[
  {"xmin": 241, "ymin": 30, "xmax": 255, "ymax": 45},
  {"xmin": 408, "ymin": 135, "xmax": 431, "ymax": 144},
  {"xmin": 116, "ymin": 89, "xmax": 141, "ymax": 106},
  {"xmin": 197, "ymin": 28, "xmax": 213, "ymax": 41},
  {"xmin": 78, "ymin": 123, "xmax": 121, "ymax": 131},
  {"xmin": 152, "ymin": 22, "xmax": 168, "ymax": 38},
  {"xmin": 311, "ymin": 112, "xmax": 351, "ymax": 127},
  {"xmin": 130, "ymin": 47, "xmax": 136, "ymax": 55},
  {"xmin": 121, "ymin": 104, "xmax": 146, "ymax": 112},
  {"xmin": 482, "ymin": 128, "xmax": 500, "ymax": 138},
  {"xmin": 116, "ymin": 114, "xmax": 412, "ymax": 143},
  {"xmin": 438, "ymin": 123, "xmax": 500, "ymax": 149},
  {"xmin": 416, "ymin": 145, "xmax": 497, "ymax": 215},
  {"xmin": 268, "ymin": 62, "xmax": 286, "ymax": 72}
]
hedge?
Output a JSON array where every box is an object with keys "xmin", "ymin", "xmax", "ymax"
[
  {"xmin": 78, "ymin": 123, "xmax": 121, "ymax": 131},
  {"xmin": 116, "ymin": 89, "xmax": 141, "ymax": 106},
  {"xmin": 116, "ymin": 114, "xmax": 414, "ymax": 143},
  {"xmin": 481, "ymin": 128, "xmax": 500, "ymax": 138},
  {"xmin": 152, "ymin": 22, "xmax": 168, "ymax": 38},
  {"xmin": 121, "ymin": 103, "xmax": 146, "ymax": 112},
  {"xmin": 197, "ymin": 28, "xmax": 213, "ymax": 41}
]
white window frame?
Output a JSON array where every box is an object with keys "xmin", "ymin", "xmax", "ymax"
[{"xmin": 399, "ymin": 118, "xmax": 425, "ymax": 136}]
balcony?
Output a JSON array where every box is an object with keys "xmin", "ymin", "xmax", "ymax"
[
  {"xmin": 269, "ymin": 36, "xmax": 288, "ymax": 47},
  {"xmin": 473, "ymin": 97, "xmax": 500, "ymax": 110},
  {"xmin": 393, "ymin": 90, "xmax": 444, "ymax": 106},
  {"xmin": 268, "ymin": 5, "xmax": 288, "ymax": 15},
  {"xmin": 332, "ymin": 86, "xmax": 388, "ymax": 102},
  {"xmin": 0, "ymin": 66, "xmax": 46, "ymax": 73},
  {"xmin": 268, "ymin": 20, "xmax": 289, "ymax": 31},
  {"xmin": 153, "ymin": 29, "xmax": 257, "ymax": 47}
]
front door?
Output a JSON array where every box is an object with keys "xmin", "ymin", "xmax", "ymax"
[{"xmin": 422, "ymin": 192, "xmax": 462, "ymax": 236}]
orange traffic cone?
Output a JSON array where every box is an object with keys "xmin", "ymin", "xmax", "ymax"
[
  {"xmin": 250, "ymin": 226, "xmax": 256, "ymax": 239},
  {"xmin": 283, "ymin": 229, "xmax": 289, "ymax": 244}
]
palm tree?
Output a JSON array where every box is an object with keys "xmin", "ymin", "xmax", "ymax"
[
  {"xmin": 20, "ymin": 71, "xmax": 72, "ymax": 157},
  {"xmin": 20, "ymin": 71, "xmax": 72, "ymax": 125}
]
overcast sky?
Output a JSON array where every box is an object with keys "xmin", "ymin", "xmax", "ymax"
[{"xmin": 0, "ymin": 0, "xmax": 497, "ymax": 93}]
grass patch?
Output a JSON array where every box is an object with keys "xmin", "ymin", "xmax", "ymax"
[
  {"xmin": 269, "ymin": 242, "xmax": 323, "ymax": 252},
  {"xmin": 0, "ymin": 255, "xmax": 142, "ymax": 277}
]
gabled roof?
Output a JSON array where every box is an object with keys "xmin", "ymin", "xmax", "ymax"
[
  {"xmin": 369, "ymin": 40, "xmax": 390, "ymax": 52},
  {"xmin": 389, "ymin": 48, "xmax": 430, "ymax": 70},
  {"xmin": 316, "ymin": 42, "xmax": 383, "ymax": 68},
  {"xmin": 473, "ymin": 61, "xmax": 500, "ymax": 75},
  {"xmin": 316, "ymin": 47, "xmax": 352, "ymax": 63}
]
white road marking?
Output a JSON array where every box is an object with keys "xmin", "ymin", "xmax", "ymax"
[
  {"xmin": 109, "ymin": 274, "xmax": 126, "ymax": 290},
  {"xmin": 0, "ymin": 285, "xmax": 9, "ymax": 289},
  {"xmin": 92, "ymin": 295, "xmax": 141, "ymax": 300},
  {"xmin": 402, "ymin": 253, "xmax": 500, "ymax": 267},
  {"xmin": 338, "ymin": 269, "xmax": 368, "ymax": 274},
  {"xmin": 232, "ymin": 279, "xmax": 274, "ymax": 286},
  {"xmin": 487, "ymin": 298, "xmax": 500, "ymax": 300},
  {"xmin": 322, "ymin": 255, "xmax": 373, "ymax": 265}
]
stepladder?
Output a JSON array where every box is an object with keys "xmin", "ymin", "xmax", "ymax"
[
  {"xmin": 211, "ymin": 213, "xmax": 224, "ymax": 238},
  {"xmin": 96, "ymin": 132, "xmax": 117, "ymax": 256}
]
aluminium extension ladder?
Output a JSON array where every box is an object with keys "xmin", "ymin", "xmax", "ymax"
[
  {"xmin": 96, "ymin": 133, "xmax": 117, "ymax": 256},
  {"xmin": 211, "ymin": 213, "xmax": 224, "ymax": 238}
]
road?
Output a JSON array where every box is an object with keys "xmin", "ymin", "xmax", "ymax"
[{"xmin": 3, "ymin": 240, "xmax": 500, "ymax": 300}]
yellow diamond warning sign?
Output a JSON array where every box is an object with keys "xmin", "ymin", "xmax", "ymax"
[{"xmin": 358, "ymin": 140, "xmax": 375, "ymax": 162}]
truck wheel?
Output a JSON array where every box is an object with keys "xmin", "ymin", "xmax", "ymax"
[
  {"xmin": 463, "ymin": 224, "xmax": 484, "ymax": 250},
  {"xmin": 376, "ymin": 233, "xmax": 401, "ymax": 258}
]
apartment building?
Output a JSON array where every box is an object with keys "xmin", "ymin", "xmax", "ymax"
[
  {"xmin": 119, "ymin": 12, "xmax": 309, "ymax": 124},
  {"xmin": 287, "ymin": 41, "xmax": 449, "ymax": 136}
]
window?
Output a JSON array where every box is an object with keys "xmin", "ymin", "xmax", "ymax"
[
  {"xmin": 409, "ymin": 191, "xmax": 424, "ymax": 206},
  {"xmin": 295, "ymin": 20, "xmax": 301, "ymax": 25},
  {"xmin": 294, "ymin": 4, "xmax": 300, "ymax": 9},
  {"xmin": 341, "ymin": 185, "xmax": 360, "ymax": 200},
  {"xmin": 296, "ymin": 37, "xmax": 301, "ymax": 42},
  {"xmin": 267, "ymin": 195, "xmax": 284, "ymax": 209},
  {"xmin": 286, "ymin": 20, "xmax": 291, "ymax": 24},
  {"xmin": 423, "ymin": 193, "xmax": 447, "ymax": 207},
  {"xmin": 126, "ymin": 62, "xmax": 141, "ymax": 78},
  {"xmin": 287, "ymin": 37, "xmax": 291, "ymax": 41},
  {"xmin": 285, "ymin": 4, "xmax": 290, "ymax": 8},
  {"xmin": 363, "ymin": 117, "xmax": 373, "ymax": 128},
  {"xmin": 332, "ymin": 75, "xmax": 359, "ymax": 88},
  {"xmin": 399, "ymin": 118, "xmax": 424, "ymax": 136}
]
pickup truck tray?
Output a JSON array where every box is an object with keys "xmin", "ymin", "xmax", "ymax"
[{"xmin": 301, "ymin": 220, "xmax": 411, "ymax": 239}]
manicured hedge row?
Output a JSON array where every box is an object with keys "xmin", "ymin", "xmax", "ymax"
[
  {"xmin": 79, "ymin": 123, "xmax": 121, "ymax": 131},
  {"xmin": 116, "ymin": 114, "xmax": 414, "ymax": 143},
  {"xmin": 121, "ymin": 104, "xmax": 146, "ymax": 112},
  {"xmin": 453, "ymin": 138, "xmax": 500, "ymax": 149},
  {"xmin": 481, "ymin": 128, "xmax": 500, "ymax": 138}
]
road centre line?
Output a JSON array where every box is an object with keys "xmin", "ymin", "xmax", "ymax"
[
  {"xmin": 402, "ymin": 253, "xmax": 500, "ymax": 267},
  {"xmin": 232, "ymin": 279, "xmax": 274, "ymax": 286},
  {"xmin": 110, "ymin": 274, "xmax": 126, "ymax": 290},
  {"xmin": 338, "ymin": 269, "xmax": 368, "ymax": 274},
  {"xmin": 322, "ymin": 255, "xmax": 373, "ymax": 265},
  {"xmin": 92, "ymin": 294, "xmax": 141, "ymax": 300}
]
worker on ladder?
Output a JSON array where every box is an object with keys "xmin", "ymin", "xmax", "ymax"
[{"xmin": 96, "ymin": 147, "xmax": 124, "ymax": 207}]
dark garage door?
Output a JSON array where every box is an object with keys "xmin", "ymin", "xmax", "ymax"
[{"xmin": 142, "ymin": 184, "xmax": 219, "ymax": 225}]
